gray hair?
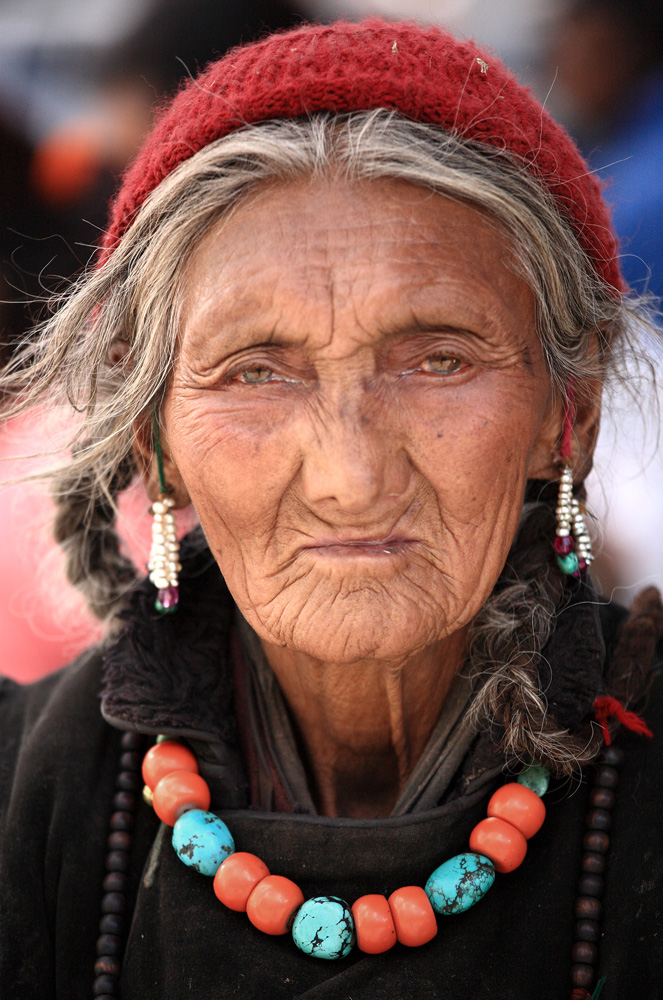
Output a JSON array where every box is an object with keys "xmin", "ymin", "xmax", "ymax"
[{"xmin": 1, "ymin": 109, "xmax": 654, "ymax": 772}]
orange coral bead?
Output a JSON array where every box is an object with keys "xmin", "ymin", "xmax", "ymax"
[
  {"xmin": 214, "ymin": 852, "xmax": 270, "ymax": 912},
  {"xmin": 388, "ymin": 886, "xmax": 438, "ymax": 947},
  {"xmin": 352, "ymin": 894, "xmax": 397, "ymax": 954},
  {"xmin": 142, "ymin": 741, "xmax": 198, "ymax": 791},
  {"xmin": 469, "ymin": 816, "xmax": 527, "ymax": 873},
  {"xmin": 487, "ymin": 782, "xmax": 546, "ymax": 840},
  {"xmin": 246, "ymin": 875, "xmax": 305, "ymax": 935},
  {"xmin": 152, "ymin": 770, "xmax": 211, "ymax": 826}
]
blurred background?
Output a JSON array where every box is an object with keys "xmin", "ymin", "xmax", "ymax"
[{"xmin": 1, "ymin": 0, "xmax": 661, "ymax": 681}]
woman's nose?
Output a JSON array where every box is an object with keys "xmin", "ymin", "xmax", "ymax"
[{"xmin": 299, "ymin": 395, "xmax": 411, "ymax": 514}]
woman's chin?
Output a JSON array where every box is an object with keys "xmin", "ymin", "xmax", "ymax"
[{"xmin": 249, "ymin": 599, "xmax": 458, "ymax": 664}]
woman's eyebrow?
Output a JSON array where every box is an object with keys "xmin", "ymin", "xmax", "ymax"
[
  {"xmin": 377, "ymin": 310, "xmax": 502, "ymax": 342},
  {"xmin": 184, "ymin": 308, "xmax": 286, "ymax": 353}
]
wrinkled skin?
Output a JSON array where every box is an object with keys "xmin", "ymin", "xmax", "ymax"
[{"xmin": 151, "ymin": 177, "xmax": 585, "ymax": 816}]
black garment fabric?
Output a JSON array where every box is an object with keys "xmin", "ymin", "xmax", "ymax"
[{"xmin": 1, "ymin": 548, "xmax": 662, "ymax": 999}]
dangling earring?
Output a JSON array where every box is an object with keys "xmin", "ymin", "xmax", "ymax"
[
  {"xmin": 148, "ymin": 413, "xmax": 181, "ymax": 613},
  {"xmin": 554, "ymin": 381, "xmax": 593, "ymax": 577}
]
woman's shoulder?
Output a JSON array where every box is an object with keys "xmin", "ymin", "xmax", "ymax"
[
  {"xmin": 0, "ymin": 645, "xmax": 105, "ymax": 724},
  {"xmin": 0, "ymin": 648, "xmax": 134, "ymax": 995},
  {"xmin": 0, "ymin": 647, "xmax": 114, "ymax": 804}
]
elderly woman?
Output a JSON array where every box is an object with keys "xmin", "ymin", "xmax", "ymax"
[{"xmin": 1, "ymin": 19, "xmax": 661, "ymax": 1000}]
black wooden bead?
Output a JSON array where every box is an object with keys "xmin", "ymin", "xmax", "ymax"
[
  {"xmin": 103, "ymin": 872, "xmax": 128, "ymax": 894},
  {"xmin": 109, "ymin": 810, "xmax": 134, "ymax": 833},
  {"xmin": 575, "ymin": 896, "xmax": 602, "ymax": 921},
  {"xmin": 574, "ymin": 919, "xmax": 600, "ymax": 942},
  {"xmin": 595, "ymin": 766, "xmax": 619, "ymax": 789},
  {"xmin": 583, "ymin": 830, "xmax": 610, "ymax": 854},
  {"xmin": 101, "ymin": 892, "xmax": 127, "ymax": 915},
  {"xmin": 600, "ymin": 745, "xmax": 624, "ymax": 768},
  {"xmin": 106, "ymin": 850, "xmax": 131, "ymax": 874},
  {"xmin": 120, "ymin": 731, "xmax": 143, "ymax": 751},
  {"xmin": 581, "ymin": 852, "xmax": 607, "ymax": 875},
  {"xmin": 578, "ymin": 874, "xmax": 604, "ymax": 898},
  {"xmin": 119, "ymin": 751, "xmax": 142, "ymax": 772},
  {"xmin": 95, "ymin": 956, "xmax": 121, "ymax": 977},
  {"xmin": 115, "ymin": 770, "xmax": 142, "ymax": 793},
  {"xmin": 93, "ymin": 974, "xmax": 117, "ymax": 995},
  {"xmin": 112, "ymin": 790, "xmax": 136, "ymax": 811},
  {"xmin": 571, "ymin": 963, "xmax": 595, "ymax": 989},
  {"xmin": 589, "ymin": 787, "xmax": 615, "ymax": 810},
  {"xmin": 586, "ymin": 808, "xmax": 612, "ymax": 832},
  {"xmin": 107, "ymin": 831, "xmax": 132, "ymax": 852},
  {"xmin": 572, "ymin": 941, "xmax": 598, "ymax": 966},
  {"xmin": 96, "ymin": 934, "xmax": 121, "ymax": 957},
  {"xmin": 100, "ymin": 913, "xmax": 124, "ymax": 936}
]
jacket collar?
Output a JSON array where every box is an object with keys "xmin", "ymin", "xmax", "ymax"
[{"xmin": 101, "ymin": 529, "xmax": 610, "ymax": 746}]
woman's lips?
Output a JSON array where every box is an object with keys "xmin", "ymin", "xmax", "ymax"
[{"xmin": 301, "ymin": 537, "xmax": 418, "ymax": 557}]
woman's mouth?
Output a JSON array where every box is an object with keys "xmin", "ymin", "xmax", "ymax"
[{"xmin": 301, "ymin": 536, "xmax": 418, "ymax": 558}]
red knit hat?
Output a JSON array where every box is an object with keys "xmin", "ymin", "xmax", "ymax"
[{"xmin": 103, "ymin": 18, "xmax": 622, "ymax": 291}]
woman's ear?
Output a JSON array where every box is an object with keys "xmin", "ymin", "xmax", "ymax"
[
  {"xmin": 132, "ymin": 415, "xmax": 191, "ymax": 507},
  {"xmin": 527, "ymin": 379, "xmax": 602, "ymax": 482}
]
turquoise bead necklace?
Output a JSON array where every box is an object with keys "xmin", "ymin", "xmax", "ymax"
[
  {"xmin": 95, "ymin": 733, "xmax": 625, "ymax": 1000},
  {"xmin": 142, "ymin": 739, "xmax": 551, "ymax": 961}
]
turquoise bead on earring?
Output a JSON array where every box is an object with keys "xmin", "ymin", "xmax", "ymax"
[{"xmin": 556, "ymin": 552, "xmax": 579, "ymax": 575}]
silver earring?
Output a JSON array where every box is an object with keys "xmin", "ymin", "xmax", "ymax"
[
  {"xmin": 148, "ymin": 494, "xmax": 181, "ymax": 612},
  {"xmin": 555, "ymin": 464, "xmax": 593, "ymax": 576}
]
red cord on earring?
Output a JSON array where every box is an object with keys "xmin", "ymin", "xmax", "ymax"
[{"xmin": 593, "ymin": 696, "xmax": 653, "ymax": 746}]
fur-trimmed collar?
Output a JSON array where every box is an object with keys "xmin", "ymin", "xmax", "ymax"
[{"xmin": 101, "ymin": 531, "xmax": 614, "ymax": 746}]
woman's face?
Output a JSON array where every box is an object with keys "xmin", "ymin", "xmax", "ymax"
[{"xmin": 164, "ymin": 178, "xmax": 560, "ymax": 663}]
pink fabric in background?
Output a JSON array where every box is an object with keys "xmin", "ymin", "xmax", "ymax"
[{"xmin": 0, "ymin": 410, "xmax": 161, "ymax": 682}]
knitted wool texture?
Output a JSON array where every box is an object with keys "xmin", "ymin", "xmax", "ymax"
[{"xmin": 103, "ymin": 18, "xmax": 622, "ymax": 291}]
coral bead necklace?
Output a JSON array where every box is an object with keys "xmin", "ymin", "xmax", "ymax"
[
  {"xmin": 139, "ymin": 737, "xmax": 549, "ymax": 959},
  {"xmin": 94, "ymin": 731, "xmax": 631, "ymax": 1000}
]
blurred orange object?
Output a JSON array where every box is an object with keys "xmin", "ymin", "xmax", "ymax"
[{"xmin": 31, "ymin": 127, "xmax": 103, "ymax": 207}]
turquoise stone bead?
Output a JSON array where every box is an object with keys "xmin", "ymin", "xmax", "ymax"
[
  {"xmin": 292, "ymin": 896, "xmax": 355, "ymax": 959},
  {"xmin": 518, "ymin": 762, "xmax": 550, "ymax": 797},
  {"xmin": 556, "ymin": 552, "xmax": 579, "ymax": 575},
  {"xmin": 172, "ymin": 809, "xmax": 235, "ymax": 876},
  {"xmin": 425, "ymin": 853, "xmax": 495, "ymax": 915}
]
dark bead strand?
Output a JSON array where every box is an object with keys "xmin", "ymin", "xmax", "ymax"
[
  {"xmin": 581, "ymin": 852, "xmax": 606, "ymax": 875},
  {"xmin": 569, "ymin": 744, "xmax": 623, "ymax": 999},
  {"xmin": 578, "ymin": 874, "xmax": 604, "ymax": 898},
  {"xmin": 93, "ymin": 731, "xmax": 144, "ymax": 999}
]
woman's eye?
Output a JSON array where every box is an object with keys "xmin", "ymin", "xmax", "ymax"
[
  {"xmin": 238, "ymin": 366, "xmax": 275, "ymax": 384},
  {"xmin": 424, "ymin": 355, "xmax": 463, "ymax": 374}
]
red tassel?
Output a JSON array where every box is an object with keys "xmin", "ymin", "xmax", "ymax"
[{"xmin": 593, "ymin": 695, "xmax": 653, "ymax": 746}]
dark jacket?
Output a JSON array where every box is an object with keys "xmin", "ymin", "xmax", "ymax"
[{"xmin": 1, "ymin": 551, "xmax": 662, "ymax": 1000}]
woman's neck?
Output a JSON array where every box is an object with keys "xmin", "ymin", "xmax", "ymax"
[{"xmin": 260, "ymin": 631, "xmax": 469, "ymax": 818}]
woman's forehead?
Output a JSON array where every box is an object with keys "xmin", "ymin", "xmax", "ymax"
[{"xmin": 180, "ymin": 177, "xmax": 537, "ymax": 354}]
